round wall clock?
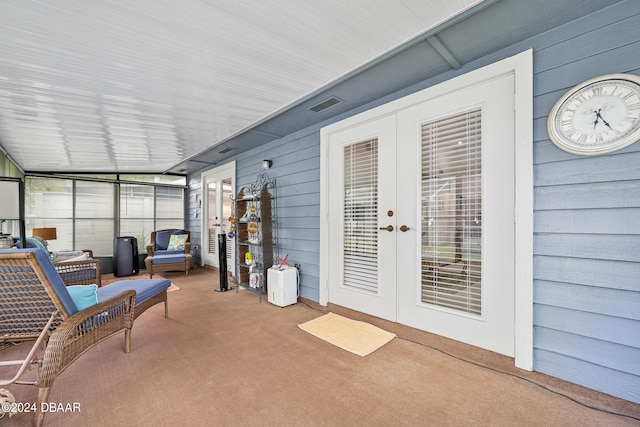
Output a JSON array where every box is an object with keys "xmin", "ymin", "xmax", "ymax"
[{"xmin": 547, "ymin": 73, "xmax": 640, "ymax": 155}]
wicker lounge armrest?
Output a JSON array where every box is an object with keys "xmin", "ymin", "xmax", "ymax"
[
  {"xmin": 55, "ymin": 259, "xmax": 103, "ymax": 287},
  {"xmin": 39, "ymin": 290, "xmax": 136, "ymax": 385},
  {"xmin": 29, "ymin": 290, "xmax": 135, "ymax": 427}
]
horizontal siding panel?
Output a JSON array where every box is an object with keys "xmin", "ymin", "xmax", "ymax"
[
  {"xmin": 534, "ymin": 255, "xmax": 640, "ymax": 291},
  {"xmin": 299, "ymin": 283, "xmax": 319, "ymax": 302},
  {"xmin": 532, "ymin": 5, "xmax": 640, "ymax": 75},
  {"xmin": 535, "ymin": 327, "xmax": 640, "ymax": 376},
  {"xmin": 250, "ymin": 157, "xmax": 318, "ymax": 179},
  {"xmin": 534, "ymin": 37, "xmax": 640, "ymax": 97},
  {"xmin": 275, "ymin": 168, "xmax": 321, "ymax": 187},
  {"xmin": 276, "ymin": 182, "xmax": 320, "ymax": 199},
  {"xmin": 535, "ymin": 180, "xmax": 640, "ymax": 210},
  {"xmin": 277, "ymin": 205, "xmax": 320, "ymax": 219},
  {"xmin": 534, "ymin": 348, "xmax": 640, "ymax": 404},
  {"xmin": 535, "ymin": 208, "xmax": 640, "ymax": 235},
  {"xmin": 277, "ymin": 226, "xmax": 319, "ymax": 242},
  {"xmin": 277, "ymin": 237, "xmax": 320, "ymax": 254},
  {"xmin": 534, "ymin": 233, "xmax": 640, "ymax": 262},
  {"xmin": 534, "ymin": 280, "xmax": 640, "ymax": 320},
  {"xmin": 277, "ymin": 192, "xmax": 320, "ymax": 209},
  {"xmin": 274, "ymin": 216, "xmax": 320, "ymax": 229},
  {"xmin": 534, "ymin": 304, "xmax": 640, "ymax": 347},
  {"xmin": 272, "ymin": 138, "xmax": 320, "ymax": 164},
  {"xmin": 534, "ymin": 151, "xmax": 640, "ymax": 186},
  {"xmin": 533, "ymin": 134, "xmax": 640, "ymax": 165}
]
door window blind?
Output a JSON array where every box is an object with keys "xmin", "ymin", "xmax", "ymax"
[
  {"xmin": 421, "ymin": 109, "xmax": 482, "ymax": 315},
  {"xmin": 343, "ymin": 138, "xmax": 379, "ymax": 294},
  {"xmin": 208, "ymin": 183, "xmax": 218, "ymax": 255}
]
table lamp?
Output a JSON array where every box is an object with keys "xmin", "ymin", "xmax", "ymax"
[{"xmin": 32, "ymin": 227, "xmax": 57, "ymax": 242}]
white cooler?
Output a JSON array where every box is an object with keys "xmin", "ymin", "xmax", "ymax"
[{"xmin": 267, "ymin": 267, "xmax": 298, "ymax": 307}]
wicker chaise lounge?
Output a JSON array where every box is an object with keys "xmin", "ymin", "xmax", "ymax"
[
  {"xmin": 0, "ymin": 249, "xmax": 135, "ymax": 426},
  {"xmin": 0, "ymin": 248, "xmax": 171, "ymax": 426}
]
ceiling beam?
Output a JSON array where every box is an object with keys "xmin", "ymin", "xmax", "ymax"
[{"xmin": 427, "ymin": 35, "xmax": 462, "ymax": 69}]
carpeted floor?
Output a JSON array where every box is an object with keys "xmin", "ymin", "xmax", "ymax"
[{"xmin": 1, "ymin": 266, "xmax": 639, "ymax": 426}]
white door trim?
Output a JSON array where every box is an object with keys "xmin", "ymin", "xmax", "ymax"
[{"xmin": 320, "ymin": 49, "xmax": 533, "ymax": 369}]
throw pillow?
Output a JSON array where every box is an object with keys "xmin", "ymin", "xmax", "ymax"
[
  {"xmin": 66, "ymin": 284, "xmax": 99, "ymax": 311},
  {"xmin": 167, "ymin": 234, "xmax": 188, "ymax": 251}
]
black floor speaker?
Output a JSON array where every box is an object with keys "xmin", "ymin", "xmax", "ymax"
[
  {"xmin": 113, "ymin": 236, "xmax": 139, "ymax": 277},
  {"xmin": 215, "ymin": 233, "xmax": 231, "ymax": 292}
]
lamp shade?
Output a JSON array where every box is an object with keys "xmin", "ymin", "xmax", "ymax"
[{"xmin": 32, "ymin": 227, "xmax": 57, "ymax": 240}]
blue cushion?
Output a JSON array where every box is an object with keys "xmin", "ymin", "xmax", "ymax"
[
  {"xmin": 67, "ymin": 284, "xmax": 99, "ymax": 311},
  {"xmin": 155, "ymin": 230, "xmax": 186, "ymax": 251},
  {"xmin": 4, "ymin": 248, "xmax": 78, "ymax": 315},
  {"xmin": 150, "ymin": 253, "xmax": 186, "ymax": 265},
  {"xmin": 98, "ymin": 279, "xmax": 170, "ymax": 304}
]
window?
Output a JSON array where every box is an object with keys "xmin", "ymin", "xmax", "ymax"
[
  {"xmin": 343, "ymin": 138, "xmax": 379, "ymax": 294},
  {"xmin": 25, "ymin": 175, "xmax": 185, "ymax": 255},
  {"xmin": 76, "ymin": 181, "xmax": 116, "ymax": 253},
  {"xmin": 120, "ymin": 184, "xmax": 155, "ymax": 252},
  {"xmin": 421, "ymin": 109, "xmax": 482, "ymax": 315}
]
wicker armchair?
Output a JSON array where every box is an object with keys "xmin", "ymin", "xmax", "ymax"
[
  {"xmin": 0, "ymin": 249, "xmax": 135, "ymax": 427},
  {"xmin": 144, "ymin": 229, "xmax": 192, "ymax": 278},
  {"xmin": 54, "ymin": 258, "xmax": 170, "ymax": 320}
]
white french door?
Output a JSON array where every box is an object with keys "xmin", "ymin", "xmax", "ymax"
[
  {"xmin": 201, "ymin": 162, "xmax": 235, "ymax": 269},
  {"xmin": 324, "ymin": 73, "xmax": 517, "ymax": 356},
  {"xmin": 326, "ymin": 115, "xmax": 397, "ymax": 321},
  {"xmin": 396, "ymin": 74, "xmax": 515, "ymax": 356}
]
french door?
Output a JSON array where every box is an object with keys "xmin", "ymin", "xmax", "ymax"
[
  {"xmin": 326, "ymin": 115, "xmax": 398, "ymax": 321},
  {"xmin": 201, "ymin": 162, "xmax": 235, "ymax": 269},
  {"xmin": 396, "ymin": 75, "xmax": 515, "ymax": 356},
  {"xmin": 325, "ymin": 74, "xmax": 516, "ymax": 356}
]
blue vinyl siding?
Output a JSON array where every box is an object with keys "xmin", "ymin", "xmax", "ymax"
[
  {"xmin": 188, "ymin": 0, "xmax": 640, "ymax": 403},
  {"xmin": 531, "ymin": 1, "xmax": 640, "ymax": 403}
]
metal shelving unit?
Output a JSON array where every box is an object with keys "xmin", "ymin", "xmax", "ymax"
[{"xmin": 230, "ymin": 173, "xmax": 276, "ymax": 302}]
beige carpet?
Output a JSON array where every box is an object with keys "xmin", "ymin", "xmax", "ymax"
[{"xmin": 298, "ymin": 312, "xmax": 396, "ymax": 356}]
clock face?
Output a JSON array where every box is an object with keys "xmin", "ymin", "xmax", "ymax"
[{"xmin": 548, "ymin": 73, "xmax": 640, "ymax": 155}]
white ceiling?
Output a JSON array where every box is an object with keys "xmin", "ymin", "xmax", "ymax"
[{"xmin": 0, "ymin": 0, "xmax": 482, "ymax": 174}]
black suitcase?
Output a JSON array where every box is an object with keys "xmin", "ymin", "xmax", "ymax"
[{"xmin": 113, "ymin": 236, "xmax": 139, "ymax": 277}]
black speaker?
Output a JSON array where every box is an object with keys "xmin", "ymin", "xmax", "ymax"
[
  {"xmin": 113, "ymin": 236, "xmax": 139, "ymax": 277},
  {"xmin": 215, "ymin": 233, "xmax": 230, "ymax": 292}
]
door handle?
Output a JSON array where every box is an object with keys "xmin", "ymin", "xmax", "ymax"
[
  {"xmin": 379, "ymin": 225, "xmax": 394, "ymax": 232},
  {"xmin": 400, "ymin": 225, "xmax": 410, "ymax": 232}
]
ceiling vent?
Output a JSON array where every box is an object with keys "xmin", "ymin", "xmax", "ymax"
[
  {"xmin": 218, "ymin": 147, "xmax": 233, "ymax": 154},
  {"xmin": 309, "ymin": 96, "xmax": 343, "ymax": 113}
]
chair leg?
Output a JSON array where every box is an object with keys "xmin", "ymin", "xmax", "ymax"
[
  {"xmin": 35, "ymin": 386, "xmax": 52, "ymax": 427},
  {"xmin": 164, "ymin": 299, "xmax": 169, "ymax": 318},
  {"xmin": 124, "ymin": 329, "xmax": 131, "ymax": 353}
]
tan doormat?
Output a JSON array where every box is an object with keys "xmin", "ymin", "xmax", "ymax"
[{"xmin": 298, "ymin": 312, "xmax": 396, "ymax": 356}]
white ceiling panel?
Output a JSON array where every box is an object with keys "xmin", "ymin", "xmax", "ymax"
[{"xmin": 0, "ymin": 0, "xmax": 481, "ymax": 173}]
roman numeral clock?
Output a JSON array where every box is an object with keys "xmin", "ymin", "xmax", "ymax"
[{"xmin": 547, "ymin": 73, "xmax": 640, "ymax": 155}]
